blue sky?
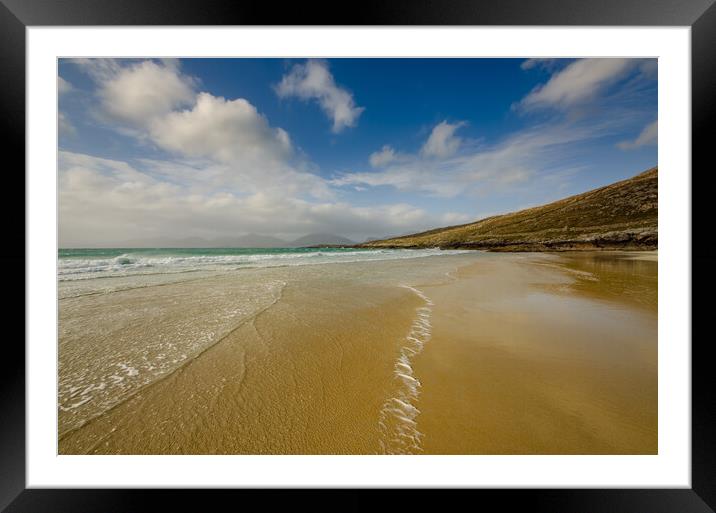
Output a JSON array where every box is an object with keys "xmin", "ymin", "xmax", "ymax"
[{"xmin": 58, "ymin": 58, "xmax": 657, "ymax": 246}]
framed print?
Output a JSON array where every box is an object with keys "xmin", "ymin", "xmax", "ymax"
[{"xmin": 2, "ymin": 0, "xmax": 714, "ymax": 511}]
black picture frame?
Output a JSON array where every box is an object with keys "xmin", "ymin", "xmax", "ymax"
[{"xmin": 2, "ymin": 1, "xmax": 713, "ymax": 511}]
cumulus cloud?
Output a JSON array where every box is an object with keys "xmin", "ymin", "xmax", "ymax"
[
  {"xmin": 420, "ymin": 121, "xmax": 465, "ymax": 158},
  {"xmin": 97, "ymin": 60, "xmax": 196, "ymax": 125},
  {"xmin": 149, "ymin": 92, "xmax": 293, "ymax": 164},
  {"xmin": 369, "ymin": 145, "xmax": 399, "ymax": 167},
  {"xmin": 58, "ymin": 151, "xmax": 435, "ymax": 246},
  {"xmin": 275, "ymin": 60, "xmax": 364, "ymax": 132},
  {"xmin": 70, "ymin": 59, "xmax": 333, "ymax": 201},
  {"xmin": 72, "ymin": 59, "xmax": 196, "ymax": 126},
  {"xmin": 518, "ymin": 58, "xmax": 637, "ymax": 111},
  {"xmin": 142, "ymin": 91, "xmax": 333, "ymax": 199},
  {"xmin": 617, "ymin": 120, "xmax": 658, "ymax": 150}
]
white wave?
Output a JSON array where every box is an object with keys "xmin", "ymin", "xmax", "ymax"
[
  {"xmin": 58, "ymin": 249, "xmax": 471, "ymax": 281},
  {"xmin": 378, "ymin": 285, "xmax": 434, "ymax": 454}
]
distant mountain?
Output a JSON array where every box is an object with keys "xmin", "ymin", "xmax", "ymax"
[
  {"xmin": 360, "ymin": 167, "xmax": 657, "ymax": 252},
  {"xmin": 176, "ymin": 236, "xmax": 213, "ymax": 247},
  {"xmin": 114, "ymin": 234, "xmax": 288, "ymax": 248},
  {"xmin": 230, "ymin": 233, "xmax": 288, "ymax": 248},
  {"xmin": 290, "ymin": 233, "xmax": 356, "ymax": 247},
  {"xmin": 117, "ymin": 236, "xmax": 212, "ymax": 248},
  {"xmin": 113, "ymin": 233, "xmax": 359, "ymax": 248}
]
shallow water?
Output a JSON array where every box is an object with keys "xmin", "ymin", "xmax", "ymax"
[{"xmin": 58, "ymin": 253, "xmax": 475, "ymax": 445}]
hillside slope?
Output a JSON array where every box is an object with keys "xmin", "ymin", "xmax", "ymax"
[{"xmin": 361, "ymin": 167, "xmax": 657, "ymax": 251}]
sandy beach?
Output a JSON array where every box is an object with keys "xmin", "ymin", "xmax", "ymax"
[{"xmin": 58, "ymin": 251, "xmax": 657, "ymax": 454}]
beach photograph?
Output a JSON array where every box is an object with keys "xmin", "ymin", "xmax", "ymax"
[{"xmin": 57, "ymin": 57, "xmax": 657, "ymax": 455}]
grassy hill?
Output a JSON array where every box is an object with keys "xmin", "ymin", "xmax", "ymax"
[{"xmin": 360, "ymin": 167, "xmax": 657, "ymax": 251}]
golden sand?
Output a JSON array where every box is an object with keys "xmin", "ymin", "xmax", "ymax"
[
  {"xmin": 59, "ymin": 252, "xmax": 657, "ymax": 454},
  {"xmin": 415, "ymin": 254, "xmax": 657, "ymax": 454}
]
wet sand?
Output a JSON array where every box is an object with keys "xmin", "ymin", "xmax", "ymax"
[
  {"xmin": 416, "ymin": 253, "xmax": 657, "ymax": 454},
  {"xmin": 58, "ymin": 252, "xmax": 657, "ymax": 454}
]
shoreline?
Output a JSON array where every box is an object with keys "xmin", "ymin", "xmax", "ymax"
[{"xmin": 352, "ymin": 244, "xmax": 658, "ymax": 252}]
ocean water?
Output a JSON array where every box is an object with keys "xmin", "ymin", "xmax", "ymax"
[{"xmin": 58, "ymin": 247, "xmax": 465, "ymax": 281}]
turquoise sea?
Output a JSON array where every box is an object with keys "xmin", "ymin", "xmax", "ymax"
[{"xmin": 58, "ymin": 247, "xmax": 463, "ymax": 280}]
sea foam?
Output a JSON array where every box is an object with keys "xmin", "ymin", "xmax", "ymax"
[
  {"xmin": 378, "ymin": 285, "xmax": 434, "ymax": 454},
  {"xmin": 58, "ymin": 248, "xmax": 471, "ymax": 282}
]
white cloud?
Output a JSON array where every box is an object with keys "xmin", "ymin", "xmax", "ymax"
[
  {"xmin": 420, "ymin": 121, "xmax": 465, "ymax": 158},
  {"xmin": 617, "ymin": 120, "xmax": 658, "ymax": 150},
  {"xmin": 94, "ymin": 60, "xmax": 196, "ymax": 125},
  {"xmin": 142, "ymin": 91, "xmax": 332, "ymax": 200},
  {"xmin": 333, "ymin": 122, "xmax": 595, "ymax": 197},
  {"xmin": 518, "ymin": 59, "xmax": 637, "ymax": 111},
  {"xmin": 369, "ymin": 145, "xmax": 399, "ymax": 167},
  {"xmin": 58, "ymin": 151, "xmax": 435, "ymax": 246},
  {"xmin": 275, "ymin": 60, "xmax": 364, "ymax": 133},
  {"xmin": 70, "ymin": 59, "xmax": 333, "ymax": 201},
  {"xmin": 149, "ymin": 92, "xmax": 293, "ymax": 164}
]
